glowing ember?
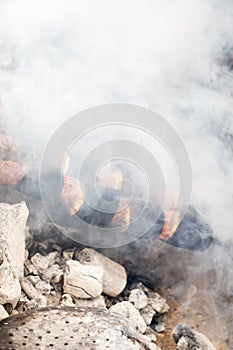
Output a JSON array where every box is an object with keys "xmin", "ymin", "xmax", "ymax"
[
  {"xmin": 60, "ymin": 175, "xmax": 85, "ymax": 215},
  {"xmin": 159, "ymin": 210, "xmax": 180, "ymax": 241}
]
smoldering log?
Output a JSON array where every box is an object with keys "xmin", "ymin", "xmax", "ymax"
[
  {"xmin": 27, "ymin": 169, "xmax": 124, "ymax": 228},
  {"xmin": 165, "ymin": 206, "xmax": 214, "ymax": 252},
  {"xmin": 35, "ymin": 173, "xmax": 214, "ymax": 247},
  {"xmin": 76, "ymin": 186, "xmax": 120, "ymax": 226},
  {"xmin": 3, "ymin": 175, "xmax": 214, "ymax": 251}
]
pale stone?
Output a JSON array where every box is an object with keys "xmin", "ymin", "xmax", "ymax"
[
  {"xmin": 155, "ymin": 321, "xmax": 165, "ymax": 333},
  {"xmin": 146, "ymin": 333, "xmax": 157, "ymax": 343},
  {"xmin": 47, "ymin": 251, "xmax": 60, "ymax": 267},
  {"xmin": 129, "ymin": 289, "xmax": 148, "ymax": 309},
  {"xmin": 110, "ymin": 301, "xmax": 147, "ymax": 334},
  {"xmin": 0, "ymin": 202, "xmax": 29, "ymax": 279},
  {"xmin": 42, "ymin": 264, "xmax": 63, "ymax": 283},
  {"xmin": 148, "ymin": 293, "xmax": 169, "ymax": 314},
  {"xmin": 24, "ymin": 260, "xmax": 38, "ymax": 275},
  {"xmin": 173, "ymin": 323, "xmax": 216, "ymax": 350},
  {"xmin": 34, "ymin": 280, "xmax": 52, "ymax": 294},
  {"xmin": 140, "ymin": 304, "xmax": 156, "ymax": 325},
  {"xmin": 79, "ymin": 248, "xmax": 127, "ymax": 297},
  {"xmin": 64, "ymin": 260, "xmax": 104, "ymax": 299},
  {"xmin": 0, "ymin": 242, "xmax": 21, "ymax": 308},
  {"xmin": 31, "ymin": 253, "xmax": 50, "ymax": 273},
  {"xmin": 27, "ymin": 275, "xmax": 41, "ymax": 285},
  {"xmin": 20, "ymin": 277, "xmax": 47, "ymax": 307}
]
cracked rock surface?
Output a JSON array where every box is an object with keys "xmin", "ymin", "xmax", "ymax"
[
  {"xmin": 0, "ymin": 202, "xmax": 29, "ymax": 308},
  {"xmin": 64, "ymin": 260, "xmax": 104, "ymax": 298}
]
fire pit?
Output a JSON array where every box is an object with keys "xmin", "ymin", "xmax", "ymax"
[{"xmin": 0, "ymin": 131, "xmax": 232, "ymax": 349}]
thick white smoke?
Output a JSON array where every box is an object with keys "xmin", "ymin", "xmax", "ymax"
[{"xmin": 0, "ymin": 0, "xmax": 232, "ymax": 239}]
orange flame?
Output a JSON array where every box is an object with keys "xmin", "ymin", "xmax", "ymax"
[{"xmin": 159, "ymin": 210, "xmax": 180, "ymax": 241}]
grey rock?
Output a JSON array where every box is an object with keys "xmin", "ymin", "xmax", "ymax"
[
  {"xmin": 22, "ymin": 299, "xmax": 42, "ymax": 311},
  {"xmin": 140, "ymin": 304, "xmax": 156, "ymax": 326},
  {"xmin": 148, "ymin": 293, "xmax": 169, "ymax": 314},
  {"xmin": 24, "ymin": 260, "xmax": 38, "ymax": 275},
  {"xmin": 47, "ymin": 251, "xmax": 61, "ymax": 266},
  {"xmin": 154, "ymin": 321, "xmax": 165, "ymax": 333},
  {"xmin": 0, "ymin": 201, "xmax": 29, "ymax": 279},
  {"xmin": 20, "ymin": 277, "xmax": 47, "ymax": 307},
  {"xmin": 31, "ymin": 253, "xmax": 50, "ymax": 273},
  {"xmin": 21, "ymin": 277, "xmax": 41, "ymax": 300},
  {"xmin": 139, "ymin": 292, "xmax": 168, "ymax": 326},
  {"xmin": 129, "ymin": 289, "xmax": 148, "ymax": 310},
  {"xmin": 64, "ymin": 260, "xmax": 104, "ymax": 298},
  {"xmin": 34, "ymin": 280, "xmax": 52, "ymax": 295},
  {"xmin": 30, "ymin": 251, "xmax": 60, "ymax": 276},
  {"xmin": 146, "ymin": 333, "xmax": 157, "ymax": 343},
  {"xmin": 26, "ymin": 275, "xmax": 41, "ymax": 285},
  {"xmin": 0, "ymin": 242, "xmax": 21, "ymax": 307},
  {"xmin": 42, "ymin": 264, "xmax": 63, "ymax": 283},
  {"xmin": 78, "ymin": 248, "xmax": 127, "ymax": 297},
  {"xmin": 173, "ymin": 323, "xmax": 216, "ymax": 350},
  {"xmin": 110, "ymin": 301, "xmax": 147, "ymax": 334}
]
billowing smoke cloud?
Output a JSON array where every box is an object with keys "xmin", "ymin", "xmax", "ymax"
[{"xmin": 0, "ymin": 0, "xmax": 232, "ymax": 240}]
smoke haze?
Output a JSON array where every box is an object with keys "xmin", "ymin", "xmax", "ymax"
[{"xmin": 0, "ymin": 0, "xmax": 232, "ymax": 239}]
